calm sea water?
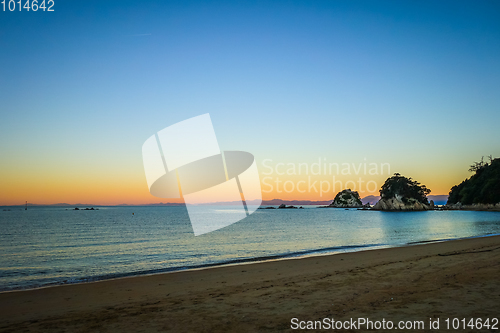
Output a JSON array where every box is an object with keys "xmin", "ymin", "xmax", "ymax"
[{"xmin": 1, "ymin": 206, "xmax": 499, "ymax": 291}]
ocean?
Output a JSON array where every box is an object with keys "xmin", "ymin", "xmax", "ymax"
[{"xmin": 1, "ymin": 205, "xmax": 500, "ymax": 291}]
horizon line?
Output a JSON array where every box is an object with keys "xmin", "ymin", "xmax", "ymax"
[{"xmin": 1, "ymin": 195, "xmax": 449, "ymax": 207}]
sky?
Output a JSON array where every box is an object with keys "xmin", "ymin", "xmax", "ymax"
[{"xmin": 1, "ymin": 0, "xmax": 499, "ymax": 205}]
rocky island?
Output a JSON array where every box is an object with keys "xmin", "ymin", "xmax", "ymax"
[
  {"xmin": 323, "ymin": 189, "xmax": 364, "ymax": 208},
  {"xmin": 278, "ymin": 204, "xmax": 302, "ymax": 209},
  {"xmin": 372, "ymin": 173, "xmax": 432, "ymax": 211}
]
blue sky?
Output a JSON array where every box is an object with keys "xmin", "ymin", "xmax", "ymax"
[{"xmin": 1, "ymin": 0, "xmax": 499, "ymax": 203}]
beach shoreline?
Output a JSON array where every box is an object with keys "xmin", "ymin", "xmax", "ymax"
[
  {"xmin": 2, "ymin": 233, "xmax": 496, "ymax": 294},
  {"xmin": 1, "ymin": 235, "xmax": 499, "ymax": 332}
]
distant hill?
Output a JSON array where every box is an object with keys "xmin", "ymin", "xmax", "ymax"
[
  {"xmin": 448, "ymin": 157, "xmax": 500, "ymax": 205},
  {"xmin": 361, "ymin": 195, "xmax": 380, "ymax": 205},
  {"xmin": 3, "ymin": 203, "xmax": 185, "ymax": 207},
  {"xmin": 144, "ymin": 202, "xmax": 185, "ymax": 206},
  {"xmin": 261, "ymin": 199, "xmax": 331, "ymax": 206},
  {"xmin": 427, "ymin": 195, "xmax": 448, "ymax": 205}
]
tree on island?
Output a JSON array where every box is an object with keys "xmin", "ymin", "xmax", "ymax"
[
  {"xmin": 372, "ymin": 173, "xmax": 431, "ymax": 210},
  {"xmin": 380, "ymin": 173, "xmax": 431, "ymax": 204},
  {"xmin": 448, "ymin": 156, "xmax": 500, "ymax": 205}
]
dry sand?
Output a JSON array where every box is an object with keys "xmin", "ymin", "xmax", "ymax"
[{"xmin": 0, "ymin": 236, "xmax": 499, "ymax": 332}]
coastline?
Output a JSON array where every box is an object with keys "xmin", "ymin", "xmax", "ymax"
[{"xmin": 1, "ymin": 235, "xmax": 499, "ymax": 332}]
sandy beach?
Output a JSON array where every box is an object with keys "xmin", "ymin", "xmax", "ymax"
[{"xmin": 1, "ymin": 236, "xmax": 499, "ymax": 332}]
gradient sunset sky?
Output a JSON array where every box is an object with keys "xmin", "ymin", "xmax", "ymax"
[{"xmin": 1, "ymin": 0, "xmax": 499, "ymax": 205}]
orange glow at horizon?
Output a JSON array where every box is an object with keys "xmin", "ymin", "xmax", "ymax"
[
  {"xmin": 0, "ymin": 166, "xmax": 461, "ymax": 206},
  {"xmin": 0, "ymin": 151, "xmax": 473, "ymax": 206}
]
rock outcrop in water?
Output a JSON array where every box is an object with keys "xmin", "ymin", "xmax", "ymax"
[
  {"xmin": 278, "ymin": 204, "xmax": 298, "ymax": 209},
  {"xmin": 328, "ymin": 189, "xmax": 363, "ymax": 208},
  {"xmin": 372, "ymin": 173, "xmax": 431, "ymax": 211}
]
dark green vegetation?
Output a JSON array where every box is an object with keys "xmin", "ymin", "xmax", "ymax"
[
  {"xmin": 447, "ymin": 157, "xmax": 500, "ymax": 205},
  {"xmin": 380, "ymin": 173, "xmax": 431, "ymax": 204}
]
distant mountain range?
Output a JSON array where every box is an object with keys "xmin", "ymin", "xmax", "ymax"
[
  {"xmin": 260, "ymin": 199, "xmax": 331, "ymax": 206},
  {"xmin": 5, "ymin": 195, "xmax": 448, "ymax": 207},
  {"xmin": 4, "ymin": 202, "xmax": 185, "ymax": 207}
]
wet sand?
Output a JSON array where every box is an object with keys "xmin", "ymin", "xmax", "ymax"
[{"xmin": 1, "ymin": 236, "xmax": 499, "ymax": 332}]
